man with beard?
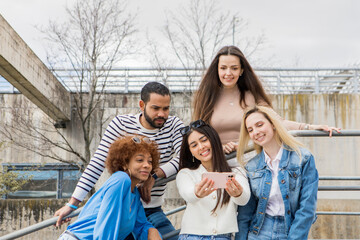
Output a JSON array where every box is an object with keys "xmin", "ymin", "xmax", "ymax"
[{"xmin": 54, "ymin": 82, "xmax": 184, "ymax": 239}]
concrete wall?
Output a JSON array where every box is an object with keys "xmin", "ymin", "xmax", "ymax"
[
  {"xmin": 1, "ymin": 93, "xmax": 360, "ymax": 238},
  {"xmin": 0, "ymin": 199, "xmax": 68, "ymax": 239}
]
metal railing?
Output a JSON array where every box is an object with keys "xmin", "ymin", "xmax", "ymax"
[
  {"xmin": 1, "ymin": 129, "xmax": 360, "ymax": 239},
  {"xmin": 1, "ymin": 67, "xmax": 360, "ymax": 94},
  {"xmin": 0, "ymin": 209, "xmax": 82, "ymax": 240}
]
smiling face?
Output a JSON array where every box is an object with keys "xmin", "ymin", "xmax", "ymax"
[
  {"xmin": 218, "ymin": 55, "xmax": 244, "ymax": 89},
  {"xmin": 245, "ymin": 112, "xmax": 277, "ymax": 149},
  {"xmin": 187, "ymin": 130, "xmax": 213, "ymax": 171},
  {"xmin": 127, "ymin": 151, "xmax": 153, "ymax": 185},
  {"xmin": 140, "ymin": 93, "xmax": 170, "ymax": 129}
]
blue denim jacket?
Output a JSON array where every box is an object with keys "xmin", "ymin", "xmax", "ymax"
[{"xmin": 236, "ymin": 147, "xmax": 318, "ymax": 240}]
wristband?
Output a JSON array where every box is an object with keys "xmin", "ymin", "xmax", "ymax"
[
  {"xmin": 152, "ymin": 173, "xmax": 159, "ymax": 180},
  {"xmin": 66, "ymin": 203, "xmax": 78, "ymax": 210}
]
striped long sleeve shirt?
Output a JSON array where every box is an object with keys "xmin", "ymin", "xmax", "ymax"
[{"xmin": 72, "ymin": 113, "xmax": 184, "ymax": 208}]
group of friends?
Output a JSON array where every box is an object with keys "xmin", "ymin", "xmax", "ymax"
[{"xmin": 55, "ymin": 46, "xmax": 341, "ymax": 240}]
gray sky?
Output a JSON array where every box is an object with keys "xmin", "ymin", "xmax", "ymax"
[{"xmin": 1, "ymin": 0, "xmax": 360, "ymax": 68}]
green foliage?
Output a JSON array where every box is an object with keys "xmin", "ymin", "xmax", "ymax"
[
  {"xmin": 0, "ymin": 168, "xmax": 30, "ymax": 195},
  {"xmin": 0, "ymin": 141, "xmax": 31, "ymax": 196}
]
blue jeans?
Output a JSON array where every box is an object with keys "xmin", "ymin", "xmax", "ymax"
[
  {"xmin": 146, "ymin": 207, "xmax": 177, "ymax": 240},
  {"xmin": 125, "ymin": 206, "xmax": 177, "ymax": 240},
  {"xmin": 179, "ymin": 233, "xmax": 232, "ymax": 240},
  {"xmin": 247, "ymin": 214, "xmax": 287, "ymax": 240}
]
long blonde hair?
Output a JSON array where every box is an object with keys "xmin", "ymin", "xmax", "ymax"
[{"xmin": 237, "ymin": 106, "xmax": 304, "ymax": 166}]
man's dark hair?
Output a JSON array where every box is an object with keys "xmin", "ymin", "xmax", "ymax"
[{"xmin": 141, "ymin": 82, "xmax": 170, "ymax": 103}]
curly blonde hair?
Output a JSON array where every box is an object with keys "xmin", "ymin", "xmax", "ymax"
[{"xmin": 106, "ymin": 135, "xmax": 160, "ymax": 174}]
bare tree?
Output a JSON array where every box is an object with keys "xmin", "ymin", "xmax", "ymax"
[
  {"xmin": 147, "ymin": 0, "xmax": 266, "ymax": 94},
  {"xmin": 0, "ymin": 0, "xmax": 137, "ymax": 168},
  {"xmin": 163, "ymin": 0, "xmax": 237, "ymax": 70}
]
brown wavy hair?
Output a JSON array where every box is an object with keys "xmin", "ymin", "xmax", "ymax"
[
  {"xmin": 106, "ymin": 135, "xmax": 160, "ymax": 174},
  {"xmin": 192, "ymin": 45, "xmax": 272, "ymax": 123}
]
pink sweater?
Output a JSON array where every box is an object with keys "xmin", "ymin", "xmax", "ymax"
[{"xmin": 210, "ymin": 87, "xmax": 302, "ymax": 145}]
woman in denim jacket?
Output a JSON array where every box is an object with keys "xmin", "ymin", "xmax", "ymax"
[{"xmin": 236, "ymin": 106, "xmax": 319, "ymax": 240}]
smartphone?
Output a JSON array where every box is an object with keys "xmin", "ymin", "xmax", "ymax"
[{"xmin": 201, "ymin": 172, "xmax": 234, "ymax": 189}]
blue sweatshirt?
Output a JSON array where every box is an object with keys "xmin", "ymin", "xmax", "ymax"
[{"xmin": 66, "ymin": 171, "xmax": 154, "ymax": 240}]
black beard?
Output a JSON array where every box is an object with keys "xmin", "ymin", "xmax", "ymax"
[{"xmin": 144, "ymin": 108, "xmax": 166, "ymax": 129}]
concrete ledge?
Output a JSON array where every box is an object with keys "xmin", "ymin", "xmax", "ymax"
[{"xmin": 0, "ymin": 14, "xmax": 70, "ymax": 122}]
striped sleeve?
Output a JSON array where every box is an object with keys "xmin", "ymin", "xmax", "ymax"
[
  {"xmin": 158, "ymin": 116, "xmax": 184, "ymax": 177},
  {"xmin": 72, "ymin": 116, "xmax": 127, "ymax": 201}
]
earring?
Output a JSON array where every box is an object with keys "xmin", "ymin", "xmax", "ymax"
[{"xmin": 192, "ymin": 156, "xmax": 195, "ymax": 162}]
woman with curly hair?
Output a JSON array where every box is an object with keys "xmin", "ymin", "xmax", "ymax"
[{"xmin": 58, "ymin": 136, "xmax": 162, "ymax": 240}]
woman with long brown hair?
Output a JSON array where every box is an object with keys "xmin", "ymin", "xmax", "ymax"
[{"xmin": 192, "ymin": 45, "xmax": 340, "ymax": 156}]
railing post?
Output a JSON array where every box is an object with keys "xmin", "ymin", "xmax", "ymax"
[
  {"xmin": 277, "ymin": 71, "xmax": 281, "ymax": 93},
  {"xmin": 162, "ymin": 71, "xmax": 167, "ymax": 86},
  {"xmin": 124, "ymin": 69, "xmax": 129, "ymax": 93},
  {"xmin": 315, "ymin": 71, "xmax": 320, "ymax": 93},
  {"xmin": 57, "ymin": 170, "xmax": 63, "ymax": 199},
  {"xmin": 354, "ymin": 70, "xmax": 359, "ymax": 93}
]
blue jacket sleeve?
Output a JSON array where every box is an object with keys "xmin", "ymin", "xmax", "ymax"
[
  {"xmin": 288, "ymin": 154, "xmax": 319, "ymax": 239},
  {"xmin": 132, "ymin": 200, "xmax": 158, "ymax": 240},
  {"xmin": 93, "ymin": 176, "xmax": 130, "ymax": 240},
  {"xmin": 236, "ymin": 192, "xmax": 257, "ymax": 240}
]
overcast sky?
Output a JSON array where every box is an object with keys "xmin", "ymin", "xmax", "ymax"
[{"xmin": 1, "ymin": 0, "xmax": 360, "ymax": 68}]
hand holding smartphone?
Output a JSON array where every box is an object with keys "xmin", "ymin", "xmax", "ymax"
[{"xmin": 201, "ymin": 172, "xmax": 234, "ymax": 189}]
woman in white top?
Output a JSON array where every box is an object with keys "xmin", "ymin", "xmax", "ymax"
[{"xmin": 176, "ymin": 120, "xmax": 250, "ymax": 240}]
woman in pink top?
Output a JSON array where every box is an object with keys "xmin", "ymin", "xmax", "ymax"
[{"xmin": 192, "ymin": 45, "xmax": 340, "ymax": 155}]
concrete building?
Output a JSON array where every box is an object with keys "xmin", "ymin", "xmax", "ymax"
[{"xmin": 1, "ymin": 13, "xmax": 360, "ymax": 240}]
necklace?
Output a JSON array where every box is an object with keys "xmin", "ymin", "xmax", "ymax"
[{"xmin": 222, "ymin": 86, "xmax": 239, "ymax": 107}]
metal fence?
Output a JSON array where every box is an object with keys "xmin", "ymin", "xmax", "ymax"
[
  {"xmin": 1, "ymin": 130, "xmax": 360, "ymax": 240},
  {"xmin": 1, "ymin": 68, "xmax": 360, "ymax": 94}
]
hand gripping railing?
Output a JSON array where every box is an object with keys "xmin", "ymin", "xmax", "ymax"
[{"xmin": 2, "ymin": 129, "xmax": 360, "ymax": 239}]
